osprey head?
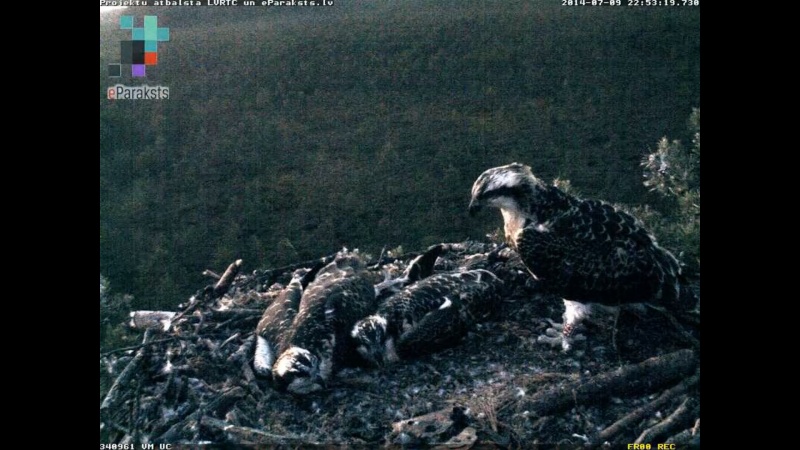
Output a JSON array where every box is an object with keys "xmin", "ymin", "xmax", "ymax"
[
  {"xmin": 272, "ymin": 347, "xmax": 327, "ymax": 395},
  {"xmin": 469, "ymin": 162, "xmax": 538, "ymax": 216},
  {"xmin": 351, "ymin": 315, "xmax": 390, "ymax": 367}
]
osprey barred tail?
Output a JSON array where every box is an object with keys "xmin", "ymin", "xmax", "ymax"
[{"xmin": 469, "ymin": 162, "xmax": 683, "ymax": 350}]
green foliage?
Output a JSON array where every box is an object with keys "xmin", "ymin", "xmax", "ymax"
[
  {"xmin": 100, "ymin": 275, "xmax": 139, "ymax": 409},
  {"xmin": 100, "ymin": 274, "xmax": 137, "ymax": 350},
  {"xmin": 387, "ymin": 245, "xmax": 404, "ymax": 259},
  {"xmin": 643, "ymin": 108, "xmax": 700, "ymax": 204},
  {"xmin": 552, "ymin": 177, "xmax": 578, "ymax": 196},
  {"xmin": 637, "ymin": 108, "xmax": 700, "ymax": 273}
]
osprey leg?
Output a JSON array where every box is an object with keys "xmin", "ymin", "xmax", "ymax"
[{"xmin": 537, "ymin": 299, "xmax": 590, "ymax": 352}]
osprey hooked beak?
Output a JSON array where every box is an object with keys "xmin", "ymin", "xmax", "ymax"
[{"xmin": 468, "ymin": 198, "xmax": 482, "ymax": 217}]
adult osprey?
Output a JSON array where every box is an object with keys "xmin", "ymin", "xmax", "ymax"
[
  {"xmin": 351, "ymin": 269, "xmax": 503, "ymax": 366},
  {"xmin": 468, "ymin": 163, "xmax": 683, "ymax": 350},
  {"xmin": 272, "ymin": 252, "xmax": 377, "ymax": 394}
]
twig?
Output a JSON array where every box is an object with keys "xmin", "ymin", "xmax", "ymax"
[
  {"xmin": 241, "ymin": 361, "xmax": 257, "ymax": 384},
  {"xmin": 219, "ymin": 332, "xmax": 241, "ymax": 350},
  {"xmin": 131, "ymin": 374, "xmax": 142, "ymax": 443},
  {"xmin": 635, "ymin": 397, "xmax": 697, "ymax": 444},
  {"xmin": 193, "ymin": 312, "xmax": 205, "ymax": 336},
  {"xmin": 226, "ymin": 334, "xmax": 255, "ymax": 365},
  {"xmin": 595, "ymin": 371, "xmax": 699, "ymax": 444},
  {"xmin": 255, "ymin": 253, "xmax": 338, "ymax": 286},
  {"xmin": 370, "ymin": 245, "xmax": 387, "ymax": 269},
  {"xmin": 202, "ymin": 269, "xmax": 221, "ymax": 280},
  {"xmin": 100, "ymin": 337, "xmax": 181, "ymax": 358},
  {"xmin": 170, "ymin": 298, "xmax": 201, "ymax": 325},
  {"xmin": 201, "ymin": 416, "xmax": 325, "ymax": 446},
  {"xmin": 212, "ymin": 308, "xmax": 264, "ymax": 318},
  {"xmin": 150, "ymin": 403, "xmax": 198, "ymax": 443},
  {"xmin": 611, "ymin": 307, "xmax": 620, "ymax": 353},
  {"xmin": 211, "ymin": 309, "xmax": 263, "ymax": 330}
]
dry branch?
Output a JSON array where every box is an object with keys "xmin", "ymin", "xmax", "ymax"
[
  {"xmin": 201, "ymin": 416, "xmax": 323, "ymax": 446},
  {"xmin": 254, "ymin": 252, "xmax": 337, "ymax": 286},
  {"xmin": 595, "ymin": 371, "xmax": 699, "ymax": 443},
  {"xmin": 635, "ymin": 397, "xmax": 697, "ymax": 444},
  {"xmin": 219, "ymin": 332, "xmax": 241, "ymax": 350},
  {"xmin": 202, "ymin": 269, "xmax": 221, "ymax": 280},
  {"xmin": 149, "ymin": 400, "xmax": 198, "ymax": 442},
  {"xmin": 100, "ymin": 337, "xmax": 176, "ymax": 358},
  {"xmin": 152, "ymin": 387, "xmax": 246, "ymax": 443},
  {"xmin": 519, "ymin": 349, "xmax": 697, "ymax": 417},
  {"xmin": 129, "ymin": 310, "xmax": 176, "ymax": 331},
  {"xmin": 212, "ymin": 308, "xmax": 264, "ymax": 317},
  {"xmin": 214, "ymin": 259, "xmax": 243, "ymax": 297},
  {"xmin": 207, "ymin": 386, "xmax": 247, "ymax": 414},
  {"xmin": 101, "ymin": 332, "xmax": 153, "ymax": 411},
  {"xmin": 226, "ymin": 334, "xmax": 255, "ymax": 365}
]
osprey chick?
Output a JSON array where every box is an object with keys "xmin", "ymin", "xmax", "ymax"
[
  {"xmin": 272, "ymin": 251, "xmax": 377, "ymax": 394},
  {"xmin": 351, "ymin": 269, "xmax": 503, "ymax": 366},
  {"xmin": 469, "ymin": 163, "xmax": 683, "ymax": 350},
  {"xmin": 253, "ymin": 268, "xmax": 310, "ymax": 377}
]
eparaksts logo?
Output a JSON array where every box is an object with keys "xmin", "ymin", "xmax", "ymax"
[
  {"xmin": 107, "ymin": 84, "xmax": 170, "ymax": 100},
  {"xmin": 108, "ymin": 15, "xmax": 170, "ymax": 78}
]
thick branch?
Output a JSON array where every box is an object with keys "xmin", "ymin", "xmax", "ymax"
[
  {"xmin": 519, "ymin": 349, "xmax": 697, "ymax": 417},
  {"xmin": 101, "ymin": 333, "xmax": 153, "ymax": 411},
  {"xmin": 129, "ymin": 311, "xmax": 177, "ymax": 331},
  {"xmin": 152, "ymin": 387, "xmax": 246, "ymax": 443},
  {"xmin": 214, "ymin": 259, "xmax": 243, "ymax": 297}
]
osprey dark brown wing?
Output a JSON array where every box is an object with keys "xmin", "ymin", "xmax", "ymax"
[
  {"xmin": 515, "ymin": 199, "xmax": 680, "ymax": 306},
  {"xmin": 351, "ymin": 269, "xmax": 503, "ymax": 366},
  {"xmin": 394, "ymin": 270, "xmax": 502, "ymax": 360}
]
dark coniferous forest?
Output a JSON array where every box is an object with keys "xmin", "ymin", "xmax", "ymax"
[{"xmin": 100, "ymin": 1, "xmax": 699, "ymax": 311}]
